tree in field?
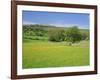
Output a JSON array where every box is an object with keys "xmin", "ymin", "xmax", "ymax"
[
  {"xmin": 80, "ymin": 31, "xmax": 89, "ymax": 40},
  {"xmin": 66, "ymin": 26, "xmax": 81, "ymax": 43},
  {"xmin": 48, "ymin": 29, "xmax": 65, "ymax": 42}
]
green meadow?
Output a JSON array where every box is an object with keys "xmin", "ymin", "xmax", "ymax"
[
  {"xmin": 22, "ymin": 40, "xmax": 89, "ymax": 69},
  {"xmin": 22, "ymin": 24, "xmax": 90, "ymax": 69}
]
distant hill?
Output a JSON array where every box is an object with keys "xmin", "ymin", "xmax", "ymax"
[{"xmin": 23, "ymin": 24, "xmax": 89, "ymax": 31}]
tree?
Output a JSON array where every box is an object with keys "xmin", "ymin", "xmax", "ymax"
[
  {"xmin": 48, "ymin": 29, "xmax": 65, "ymax": 42},
  {"xmin": 66, "ymin": 26, "xmax": 81, "ymax": 43},
  {"xmin": 80, "ymin": 31, "xmax": 89, "ymax": 40}
]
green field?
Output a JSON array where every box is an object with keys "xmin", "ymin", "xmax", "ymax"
[{"xmin": 22, "ymin": 40, "xmax": 89, "ymax": 69}]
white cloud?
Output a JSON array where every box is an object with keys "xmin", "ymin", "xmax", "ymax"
[
  {"xmin": 49, "ymin": 23, "xmax": 89, "ymax": 29},
  {"xmin": 23, "ymin": 21, "xmax": 37, "ymax": 25}
]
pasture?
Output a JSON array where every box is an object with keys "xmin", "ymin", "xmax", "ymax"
[{"xmin": 22, "ymin": 40, "xmax": 89, "ymax": 69}]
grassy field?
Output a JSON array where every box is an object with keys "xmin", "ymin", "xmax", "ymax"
[{"xmin": 22, "ymin": 40, "xmax": 89, "ymax": 69}]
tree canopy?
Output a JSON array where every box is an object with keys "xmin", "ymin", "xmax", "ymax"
[{"xmin": 66, "ymin": 26, "xmax": 81, "ymax": 43}]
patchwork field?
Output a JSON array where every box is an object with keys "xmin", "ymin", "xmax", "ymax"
[{"xmin": 22, "ymin": 40, "xmax": 89, "ymax": 69}]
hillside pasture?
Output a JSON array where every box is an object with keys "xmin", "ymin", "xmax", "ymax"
[
  {"xmin": 22, "ymin": 40, "xmax": 89, "ymax": 69},
  {"xmin": 22, "ymin": 25, "xmax": 90, "ymax": 69}
]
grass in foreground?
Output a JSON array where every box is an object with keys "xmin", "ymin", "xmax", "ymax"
[{"xmin": 22, "ymin": 40, "xmax": 89, "ymax": 69}]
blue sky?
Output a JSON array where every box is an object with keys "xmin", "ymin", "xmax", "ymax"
[{"xmin": 22, "ymin": 11, "xmax": 90, "ymax": 29}]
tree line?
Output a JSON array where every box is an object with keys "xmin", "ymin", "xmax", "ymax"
[{"xmin": 23, "ymin": 24, "xmax": 89, "ymax": 43}]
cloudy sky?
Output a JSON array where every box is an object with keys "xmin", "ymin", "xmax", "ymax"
[{"xmin": 22, "ymin": 11, "xmax": 89, "ymax": 29}]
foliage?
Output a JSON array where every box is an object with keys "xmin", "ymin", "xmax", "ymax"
[
  {"xmin": 23, "ymin": 24, "xmax": 89, "ymax": 43},
  {"xmin": 66, "ymin": 26, "xmax": 82, "ymax": 43},
  {"xmin": 48, "ymin": 29, "xmax": 65, "ymax": 42},
  {"xmin": 80, "ymin": 31, "xmax": 89, "ymax": 40}
]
